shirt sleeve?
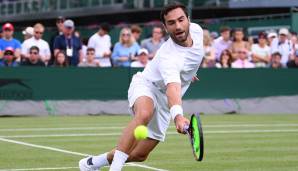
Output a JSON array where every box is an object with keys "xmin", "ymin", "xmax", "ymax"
[
  {"xmin": 87, "ymin": 36, "xmax": 95, "ymax": 48},
  {"xmin": 159, "ymin": 54, "xmax": 182, "ymax": 85},
  {"xmin": 53, "ymin": 36, "xmax": 60, "ymax": 50}
]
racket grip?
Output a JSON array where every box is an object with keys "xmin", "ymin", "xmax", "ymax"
[{"xmin": 183, "ymin": 124, "xmax": 189, "ymax": 134}]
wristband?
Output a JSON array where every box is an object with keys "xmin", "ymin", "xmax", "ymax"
[{"xmin": 170, "ymin": 105, "xmax": 183, "ymax": 120}]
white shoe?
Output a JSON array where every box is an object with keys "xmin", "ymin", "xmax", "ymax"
[{"xmin": 79, "ymin": 157, "xmax": 99, "ymax": 171}]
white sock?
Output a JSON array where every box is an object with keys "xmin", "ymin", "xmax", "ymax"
[
  {"xmin": 109, "ymin": 150, "xmax": 129, "ymax": 171},
  {"xmin": 92, "ymin": 153, "xmax": 109, "ymax": 169}
]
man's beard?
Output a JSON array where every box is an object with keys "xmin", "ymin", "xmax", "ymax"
[{"xmin": 169, "ymin": 28, "xmax": 190, "ymax": 46}]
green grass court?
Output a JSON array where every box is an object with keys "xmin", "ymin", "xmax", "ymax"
[{"xmin": 0, "ymin": 114, "xmax": 298, "ymax": 171}]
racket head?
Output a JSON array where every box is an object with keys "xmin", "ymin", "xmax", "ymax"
[{"xmin": 189, "ymin": 113, "xmax": 204, "ymax": 161}]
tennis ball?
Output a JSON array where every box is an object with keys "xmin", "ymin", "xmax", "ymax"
[{"xmin": 134, "ymin": 125, "xmax": 148, "ymax": 140}]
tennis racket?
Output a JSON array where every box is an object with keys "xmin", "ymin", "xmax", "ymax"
[{"xmin": 184, "ymin": 113, "xmax": 204, "ymax": 161}]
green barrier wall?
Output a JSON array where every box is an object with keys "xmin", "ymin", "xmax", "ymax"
[{"xmin": 0, "ymin": 68, "xmax": 297, "ymax": 100}]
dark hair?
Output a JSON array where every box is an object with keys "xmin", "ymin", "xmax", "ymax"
[
  {"xmin": 219, "ymin": 49, "xmax": 233, "ymax": 67},
  {"xmin": 258, "ymin": 32, "xmax": 267, "ymax": 39},
  {"xmin": 272, "ymin": 52, "xmax": 282, "ymax": 58},
  {"xmin": 29, "ymin": 46, "xmax": 39, "ymax": 52},
  {"xmin": 131, "ymin": 24, "xmax": 142, "ymax": 33},
  {"xmin": 219, "ymin": 26, "xmax": 230, "ymax": 33},
  {"xmin": 100, "ymin": 23, "xmax": 110, "ymax": 32},
  {"xmin": 160, "ymin": 1, "xmax": 188, "ymax": 24},
  {"xmin": 87, "ymin": 47, "xmax": 95, "ymax": 52},
  {"xmin": 54, "ymin": 51, "xmax": 68, "ymax": 67}
]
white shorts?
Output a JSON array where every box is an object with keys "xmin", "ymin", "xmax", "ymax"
[{"xmin": 128, "ymin": 72, "xmax": 171, "ymax": 142}]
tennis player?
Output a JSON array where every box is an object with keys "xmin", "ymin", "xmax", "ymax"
[{"xmin": 79, "ymin": 2, "xmax": 204, "ymax": 171}]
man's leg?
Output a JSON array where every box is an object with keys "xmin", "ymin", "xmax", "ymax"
[{"xmin": 109, "ymin": 96, "xmax": 155, "ymax": 171}]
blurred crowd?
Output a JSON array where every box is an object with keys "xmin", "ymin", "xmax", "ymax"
[{"xmin": 0, "ymin": 16, "xmax": 298, "ymax": 68}]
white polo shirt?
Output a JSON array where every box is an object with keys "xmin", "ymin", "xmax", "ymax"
[
  {"xmin": 21, "ymin": 37, "xmax": 51, "ymax": 61},
  {"xmin": 141, "ymin": 23, "xmax": 204, "ymax": 96},
  {"xmin": 88, "ymin": 33, "xmax": 111, "ymax": 58}
]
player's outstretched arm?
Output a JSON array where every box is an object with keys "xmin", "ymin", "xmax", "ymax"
[{"xmin": 166, "ymin": 82, "xmax": 190, "ymax": 134}]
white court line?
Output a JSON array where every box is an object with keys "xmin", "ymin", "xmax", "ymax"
[
  {"xmin": 1, "ymin": 129, "xmax": 298, "ymax": 139},
  {"xmin": 0, "ymin": 123, "xmax": 298, "ymax": 132},
  {"xmin": 0, "ymin": 138, "xmax": 168, "ymax": 171}
]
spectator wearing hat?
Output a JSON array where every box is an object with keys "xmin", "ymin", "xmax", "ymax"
[
  {"xmin": 88, "ymin": 23, "xmax": 112, "ymax": 67},
  {"xmin": 213, "ymin": 26, "xmax": 232, "ymax": 61},
  {"xmin": 0, "ymin": 23, "xmax": 21, "ymax": 61},
  {"xmin": 141, "ymin": 25, "xmax": 165, "ymax": 59},
  {"xmin": 54, "ymin": 19, "xmax": 83, "ymax": 66},
  {"xmin": 111, "ymin": 27, "xmax": 140, "ymax": 67},
  {"xmin": 21, "ymin": 23, "xmax": 51, "ymax": 64},
  {"xmin": 267, "ymin": 32, "xmax": 277, "ymax": 46},
  {"xmin": 21, "ymin": 46, "xmax": 45, "ymax": 67},
  {"xmin": 0, "ymin": 47, "xmax": 18, "ymax": 67},
  {"xmin": 287, "ymin": 50, "xmax": 298, "ymax": 68},
  {"xmin": 270, "ymin": 28, "xmax": 292, "ymax": 66},
  {"xmin": 131, "ymin": 48, "xmax": 150, "ymax": 68},
  {"xmin": 270, "ymin": 52, "xmax": 283, "ymax": 69},
  {"xmin": 251, "ymin": 32, "xmax": 271, "ymax": 67},
  {"xmin": 22, "ymin": 27, "xmax": 34, "ymax": 41},
  {"xmin": 231, "ymin": 48, "xmax": 255, "ymax": 68}
]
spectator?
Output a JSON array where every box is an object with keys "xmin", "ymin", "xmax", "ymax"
[
  {"xmin": 21, "ymin": 23, "xmax": 51, "ymax": 64},
  {"xmin": 213, "ymin": 26, "xmax": 232, "ymax": 61},
  {"xmin": 111, "ymin": 27, "xmax": 140, "ymax": 67},
  {"xmin": 267, "ymin": 32, "xmax": 277, "ymax": 46},
  {"xmin": 287, "ymin": 50, "xmax": 298, "ymax": 68},
  {"xmin": 216, "ymin": 49, "xmax": 233, "ymax": 68},
  {"xmin": 53, "ymin": 51, "xmax": 68, "ymax": 67},
  {"xmin": 49, "ymin": 16, "xmax": 65, "ymax": 65},
  {"xmin": 251, "ymin": 32, "xmax": 270, "ymax": 67},
  {"xmin": 81, "ymin": 37, "xmax": 88, "ymax": 62},
  {"xmin": 78, "ymin": 47, "xmax": 99, "ymax": 67},
  {"xmin": 22, "ymin": 27, "xmax": 34, "ymax": 41},
  {"xmin": 202, "ymin": 30, "xmax": 216, "ymax": 68},
  {"xmin": 0, "ymin": 23, "xmax": 21, "ymax": 61},
  {"xmin": 88, "ymin": 23, "xmax": 112, "ymax": 67},
  {"xmin": 0, "ymin": 47, "xmax": 18, "ymax": 67},
  {"xmin": 21, "ymin": 46, "xmax": 45, "ymax": 66},
  {"xmin": 54, "ymin": 19, "xmax": 83, "ymax": 66},
  {"xmin": 270, "ymin": 52, "xmax": 283, "ymax": 69},
  {"xmin": 131, "ymin": 48, "xmax": 150, "ymax": 68},
  {"xmin": 131, "ymin": 24, "xmax": 142, "ymax": 43},
  {"xmin": 230, "ymin": 28, "xmax": 250, "ymax": 60},
  {"xmin": 141, "ymin": 25, "xmax": 165, "ymax": 59},
  {"xmin": 290, "ymin": 32, "xmax": 298, "ymax": 61},
  {"xmin": 270, "ymin": 28, "xmax": 292, "ymax": 66},
  {"xmin": 231, "ymin": 48, "xmax": 254, "ymax": 68}
]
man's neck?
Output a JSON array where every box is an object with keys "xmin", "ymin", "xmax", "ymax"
[
  {"xmin": 3, "ymin": 37, "xmax": 12, "ymax": 41},
  {"xmin": 177, "ymin": 36, "xmax": 193, "ymax": 47}
]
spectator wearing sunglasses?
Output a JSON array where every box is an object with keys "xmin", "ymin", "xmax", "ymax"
[
  {"xmin": 0, "ymin": 47, "xmax": 18, "ymax": 67},
  {"xmin": 0, "ymin": 23, "xmax": 22, "ymax": 61},
  {"xmin": 231, "ymin": 48, "xmax": 255, "ymax": 68},
  {"xmin": 21, "ymin": 46, "xmax": 45, "ymax": 67},
  {"xmin": 21, "ymin": 23, "xmax": 51, "ymax": 64}
]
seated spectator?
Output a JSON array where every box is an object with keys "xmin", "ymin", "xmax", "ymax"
[
  {"xmin": 287, "ymin": 50, "xmax": 298, "ymax": 68},
  {"xmin": 0, "ymin": 23, "xmax": 21, "ymax": 61},
  {"xmin": 231, "ymin": 48, "xmax": 254, "ymax": 68},
  {"xmin": 290, "ymin": 32, "xmax": 298, "ymax": 61},
  {"xmin": 213, "ymin": 26, "xmax": 232, "ymax": 61},
  {"xmin": 251, "ymin": 32, "xmax": 271, "ymax": 67},
  {"xmin": 88, "ymin": 23, "xmax": 112, "ymax": 67},
  {"xmin": 22, "ymin": 27, "xmax": 34, "ymax": 41},
  {"xmin": 54, "ymin": 19, "xmax": 83, "ymax": 66},
  {"xmin": 53, "ymin": 51, "xmax": 68, "ymax": 67},
  {"xmin": 270, "ymin": 52, "xmax": 283, "ymax": 69},
  {"xmin": 270, "ymin": 28, "xmax": 292, "ymax": 66},
  {"xmin": 21, "ymin": 46, "xmax": 45, "ymax": 67},
  {"xmin": 112, "ymin": 27, "xmax": 140, "ymax": 67},
  {"xmin": 131, "ymin": 48, "xmax": 150, "ymax": 68},
  {"xmin": 21, "ymin": 23, "xmax": 51, "ymax": 64},
  {"xmin": 216, "ymin": 49, "xmax": 233, "ymax": 68},
  {"xmin": 141, "ymin": 25, "xmax": 165, "ymax": 59},
  {"xmin": 202, "ymin": 30, "xmax": 216, "ymax": 68},
  {"xmin": 0, "ymin": 47, "xmax": 18, "ymax": 67},
  {"xmin": 131, "ymin": 24, "xmax": 142, "ymax": 44},
  {"xmin": 229, "ymin": 28, "xmax": 250, "ymax": 60},
  {"xmin": 78, "ymin": 48, "xmax": 99, "ymax": 67}
]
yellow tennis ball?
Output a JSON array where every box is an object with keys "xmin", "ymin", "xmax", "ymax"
[{"xmin": 134, "ymin": 125, "xmax": 148, "ymax": 140}]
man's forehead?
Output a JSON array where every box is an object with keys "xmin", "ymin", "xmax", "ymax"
[{"xmin": 164, "ymin": 8, "xmax": 186, "ymax": 21}]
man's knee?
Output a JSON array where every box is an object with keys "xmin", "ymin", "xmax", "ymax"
[
  {"xmin": 129, "ymin": 152, "xmax": 148, "ymax": 162},
  {"xmin": 134, "ymin": 109, "xmax": 153, "ymax": 124}
]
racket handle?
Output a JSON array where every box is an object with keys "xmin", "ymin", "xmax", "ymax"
[{"xmin": 183, "ymin": 125, "xmax": 189, "ymax": 134}]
